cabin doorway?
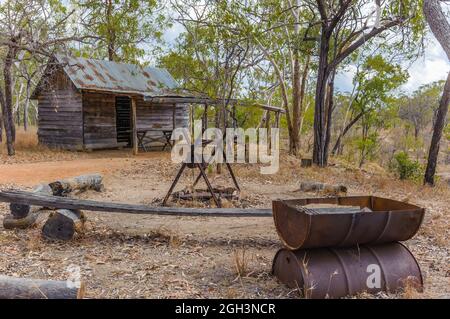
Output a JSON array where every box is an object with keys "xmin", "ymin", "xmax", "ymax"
[{"xmin": 115, "ymin": 96, "xmax": 132, "ymax": 147}]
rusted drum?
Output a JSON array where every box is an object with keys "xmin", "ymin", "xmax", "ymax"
[
  {"xmin": 272, "ymin": 243, "xmax": 423, "ymax": 299},
  {"xmin": 272, "ymin": 196, "xmax": 425, "ymax": 249}
]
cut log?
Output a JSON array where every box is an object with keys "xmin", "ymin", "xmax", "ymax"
[
  {"xmin": 0, "ymin": 275, "xmax": 84, "ymax": 299},
  {"xmin": 42, "ymin": 209, "xmax": 85, "ymax": 241},
  {"xmin": 298, "ymin": 181, "xmax": 348, "ymax": 194},
  {"xmin": 9, "ymin": 184, "xmax": 52, "ymax": 219},
  {"xmin": 3, "ymin": 212, "xmax": 40, "ymax": 229},
  {"xmin": 301, "ymin": 158, "xmax": 313, "ymax": 167},
  {"xmin": 49, "ymin": 174, "xmax": 103, "ymax": 196}
]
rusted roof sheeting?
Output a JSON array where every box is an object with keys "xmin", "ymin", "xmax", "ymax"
[{"xmin": 56, "ymin": 54, "xmax": 179, "ymax": 96}]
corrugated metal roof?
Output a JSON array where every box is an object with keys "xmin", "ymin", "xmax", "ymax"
[{"xmin": 55, "ymin": 54, "xmax": 180, "ymax": 96}]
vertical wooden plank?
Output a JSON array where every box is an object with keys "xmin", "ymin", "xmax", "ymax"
[
  {"xmin": 266, "ymin": 111, "xmax": 271, "ymax": 149},
  {"xmin": 172, "ymin": 103, "xmax": 176, "ymax": 130},
  {"xmin": 275, "ymin": 111, "xmax": 280, "ymax": 128},
  {"xmin": 190, "ymin": 104, "xmax": 194, "ymax": 137},
  {"xmin": 81, "ymin": 92, "xmax": 86, "ymax": 150},
  {"xmin": 131, "ymin": 97, "xmax": 138, "ymax": 155},
  {"xmin": 202, "ymin": 103, "xmax": 208, "ymax": 133}
]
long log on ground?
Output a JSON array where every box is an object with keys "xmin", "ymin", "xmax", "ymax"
[
  {"xmin": 9, "ymin": 184, "xmax": 53, "ymax": 219},
  {"xmin": 298, "ymin": 181, "xmax": 348, "ymax": 194},
  {"xmin": 42, "ymin": 209, "xmax": 85, "ymax": 241},
  {"xmin": 0, "ymin": 190, "xmax": 272, "ymax": 217},
  {"xmin": 0, "ymin": 275, "xmax": 84, "ymax": 299},
  {"xmin": 49, "ymin": 173, "xmax": 104, "ymax": 196},
  {"xmin": 3, "ymin": 212, "xmax": 40, "ymax": 230}
]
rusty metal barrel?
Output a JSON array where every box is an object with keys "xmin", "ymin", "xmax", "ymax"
[
  {"xmin": 272, "ymin": 196, "xmax": 425, "ymax": 249},
  {"xmin": 272, "ymin": 242, "xmax": 423, "ymax": 299}
]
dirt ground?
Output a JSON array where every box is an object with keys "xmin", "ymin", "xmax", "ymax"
[{"xmin": 0, "ymin": 149, "xmax": 449, "ymax": 299}]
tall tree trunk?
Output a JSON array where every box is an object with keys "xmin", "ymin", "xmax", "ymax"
[
  {"xmin": 0, "ymin": 111, "xmax": 3, "ymax": 143},
  {"xmin": 24, "ymin": 81, "xmax": 31, "ymax": 131},
  {"xmin": 290, "ymin": 49, "xmax": 301, "ymax": 155},
  {"xmin": 324, "ymin": 70, "xmax": 336, "ymax": 161},
  {"xmin": 23, "ymin": 84, "xmax": 30, "ymax": 131},
  {"xmin": 313, "ymin": 29, "xmax": 330, "ymax": 167},
  {"xmin": 106, "ymin": 0, "xmax": 115, "ymax": 61},
  {"xmin": 2, "ymin": 45, "xmax": 17, "ymax": 155},
  {"xmin": 424, "ymin": 72, "xmax": 450, "ymax": 185},
  {"xmin": 423, "ymin": 0, "xmax": 450, "ymax": 186}
]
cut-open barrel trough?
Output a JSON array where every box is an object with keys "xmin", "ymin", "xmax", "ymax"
[{"xmin": 272, "ymin": 196, "xmax": 425, "ymax": 250}]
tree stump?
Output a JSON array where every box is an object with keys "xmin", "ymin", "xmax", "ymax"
[
  {"xmin": 49, "ymin": 174, "xmax": 104, "ymax": 196},
  {"xmin": 301, "ymin": 158, "xmax": 313, "ymax": 167},
  {"xmin": 42, "ymin": 209, "xmax": 86, "ymax": 241},
  {"xmin": 9, "ymin": 184, "xmax": 53, "ymax": 219},
  {"xmin": 0, "ymin": 275, "xmax": 84, "ymax": 299}
]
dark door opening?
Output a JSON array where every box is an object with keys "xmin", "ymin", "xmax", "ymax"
[{"xmin": 115, "ymin": 96, "xmax": 132, "ymax": 147}]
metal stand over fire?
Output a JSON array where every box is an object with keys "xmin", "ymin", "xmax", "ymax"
[{"xmin": 162, "ymin": 141, "xmax": 240, "ymax": 208}]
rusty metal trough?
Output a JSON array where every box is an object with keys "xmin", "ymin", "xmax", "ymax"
[
  {"xmin": 272, "ymin": 242, "xmax": 423, "ymax": 299},
  {"xmin": 272, "ymin": 196, "xmax": 425, "ymax": 250}
]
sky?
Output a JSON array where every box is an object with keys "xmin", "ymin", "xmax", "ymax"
[
  {"xmin": 335, "ymin": 36, "xmax": 450, "ymax": 94},
  {"xmin": 163, "ymin": 24, "xmax": 450, "ymax": 95}
]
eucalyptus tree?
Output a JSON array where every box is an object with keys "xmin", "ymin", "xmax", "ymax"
[
  {"xmin": 332, "ymin": 54, "xmax": 409, "ymax": 156},
  {"xmin": 303, "ymin": 0, "xmax": 425, "ymax": 167},
  {"xmin": 398, "ymin": 81, "xmax": 442, "ymax": 142},
  {"xmin": 194, "ymin": 0, "xmax": 317, "ymax": 155},
  {"xmin": 161, "ymin": 0, "xmax": 255, "ymax": 132},
  {"xmin": 73, "ymin": 0, "xmax": 167, "ymax": 63},
  {"xmin": 0, "ymin": 0, "xmax": 90, "ymax": 155},
  {"xmin": 423, "ymin": 0, "xmax": 450, "ymax": 186}
]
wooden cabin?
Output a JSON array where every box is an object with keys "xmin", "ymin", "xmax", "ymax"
[{"xmin": 31, "ymin": 55, "xmax": 189, "ymax": 151}]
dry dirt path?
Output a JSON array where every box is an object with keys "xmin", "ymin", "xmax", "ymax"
[{"xmin": 0, "ymin": 152, "xmax": 169, "ymax": 186}]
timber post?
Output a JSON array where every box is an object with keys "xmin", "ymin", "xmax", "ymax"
[{"xmin": 131, "ymin": 97, "xmax": 138, "ymax": 155}]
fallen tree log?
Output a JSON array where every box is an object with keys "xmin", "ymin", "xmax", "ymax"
[
  {"xmin": 9, "ymin": 184, "xmax": 53, "ymax": 219},
  {"xmin": 49, "ymin": 174, "xmax": 104, "ymax": 196},
  {"xmin": 3, "ymin": 212, "xmax": 40, "ymax": 230},
  {"xmin": 0, "ymin": 275, "xmax": 84, "ymax": 299},
  {"xmin": 42, "ymin": 209, "xmax": 86, "ymax": 241},
  {"xmin": 298, "ymin": 182, "xmax": 348, "ymax": 194},
  {"xmin": 0, "ymin": 190, "xmax": 272, "ymax": 217}
]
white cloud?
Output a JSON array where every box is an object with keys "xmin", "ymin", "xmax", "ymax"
[
  {"xmin": 163, "ymin": 22, "xmax": 184, "ymax": 44},
  {"xmin": 401, "ymin": 37, "xmax": 450, "ymax": 92},
  {"xmin": 335, "ymin": 36, "xmax": 450, "ymax": 94}
]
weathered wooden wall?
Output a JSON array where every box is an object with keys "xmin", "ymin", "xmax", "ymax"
[
  {"xmin": 136, "ymin": 99, "xmax": 188, "ymax": 129},
  {"xmin": 37, "ymin": 71, "xmax": 189, "ymax": 151},
  {"xmin": 82, "ymin": 92, "xmax": 118, "ymax": 150},
  {"xmin": 37, "ymin": 70, "xmax": 84, "ymax": 150},
  {"xmin": 136, "ymin": 98, "xmax": 189, "ymax": 148}
]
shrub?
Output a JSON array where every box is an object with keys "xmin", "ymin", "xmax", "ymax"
[{"xmin": 391, "ymin": 151, "xmax": 423, "ymax": 181}]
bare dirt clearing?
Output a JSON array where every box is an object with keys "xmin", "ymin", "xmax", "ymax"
[{"xmin": 0, "ymin": 150, "xmax": 449, "ymax": 298}]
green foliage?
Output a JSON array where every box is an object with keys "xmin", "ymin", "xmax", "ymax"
[
  {"xmin": 354, "ymin": 132, "xmax": 379, "ymax": 167},
  {"xmin": 391, "ymin": 151, "xmax": 423, "ymax": 181},
  {"xmin": 72, "ymin": 0, "xmax": 167, "ymax": 64}
]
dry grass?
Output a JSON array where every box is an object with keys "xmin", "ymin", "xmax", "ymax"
[
  {"xmin": 1, "ymin": 127, "xmax": 45, "ymax": 152},
  {"xmin": 0, "ymin": 126, "xmax": 91, "ymax": 164},
  {"xmin": 233, "ymin": 248, "xmax": 250, "ymax": 278},
  {"xmin": 0, "ymin": 145, "xmax": 448, "ymax": 299},
  {"xmin": 401, "ymin": 276, "xmax": 423, "ymax": 299}
]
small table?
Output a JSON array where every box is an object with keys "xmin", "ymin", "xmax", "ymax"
[
  {"xmin": 137, "ymin": 129, "xmax": 173, "ymax": 152},
  {"xmin": 162, "ymin": 130, "xmax": 173, "ymax": 151}
]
